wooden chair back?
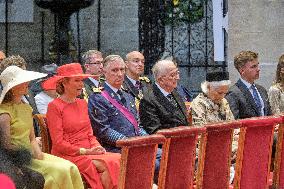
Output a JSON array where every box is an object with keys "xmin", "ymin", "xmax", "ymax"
[
  {"xmin": 234, "ymin": 116, "xmax": 282, "ymax": 189},
  {"xmin": 196, "ymin": 121, "xmax": 241, "ymax": 189},
  {"xmin": 33, "ymin": 114, "xmax": 52, "ymax": 153},
  {"xmin": 116, "ymin": 134, "xmax": 165, "ymax": 189},
  {"xmin": 157, "ymin": 126, "xmax": 206, "ymax": 189},
  {"xmin": 273, "ymin": 115, "xmax": 284, "ymax": 188}
]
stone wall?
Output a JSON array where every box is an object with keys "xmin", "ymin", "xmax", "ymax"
[
  {"xmin": 0, "ymin": 0, "xmax": 140, "ymax": 70},
  {"xmin": 228, "ymin": 0, "xmax": 284, "ymax": 89}
]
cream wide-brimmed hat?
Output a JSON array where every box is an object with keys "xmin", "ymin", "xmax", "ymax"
[{"xmin": 0, "ymin": 66, "xmax": 47, "ymax": 103}]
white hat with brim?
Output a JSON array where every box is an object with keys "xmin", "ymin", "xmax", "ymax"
[{"xmin": 0, "ymin": 66, "xmax": 47, "ymax": 104}]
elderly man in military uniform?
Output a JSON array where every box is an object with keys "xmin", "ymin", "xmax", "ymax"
[
  {"xmin": 123, "ymin": 51, "xmax": 151, "ymax": 108},
  {"xmin": 81, "ymin": 50, "xmax": 104, "ymax": 100},
  {"xmin": 139, "ymin": 59, "xmax": 189, "ymax": 134}
]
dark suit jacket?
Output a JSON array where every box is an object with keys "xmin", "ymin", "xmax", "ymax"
[
  {"xmin": 122, "ymin": 76, "xmax": 152, "ymax": 100},
  {"xmin": 88, "ymin": 83, "xmax": 147, "ymax": 152},
  {"xmin": 225, "ymin": 79, "xmax": 272, "ymax": 119},
  {"xmin": 139, "ymin": 83, "xmax": 189, "ymax": 134}
]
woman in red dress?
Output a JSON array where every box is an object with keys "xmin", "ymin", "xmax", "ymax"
[{"xmin": 46, "ymin": 63, "xmax": 121, "ymax": 189}]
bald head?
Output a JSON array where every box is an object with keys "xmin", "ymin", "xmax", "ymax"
[
  {"xmin": 125, "ymin": 51, "xmax": 145, "ymax": 80},
  {"xmin": 0, "ymin": 51, "xmax": 6, "ymax": 62}
]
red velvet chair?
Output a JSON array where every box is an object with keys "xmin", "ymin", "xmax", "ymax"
[
  {"xmin": 116, "ymin": 134, "xmax": 165, "ymax": 189},
  {"xmin": 157, "ymin": 126, "xmax": 206, "ymax": 189},
  {"xmin": 196, "ymin": 121, "xmax": 241, "ymax": 189},
  {"xmin": 234, "ymin": 116, "xmax": 282, "ymax": 189},
  {"xmin": 272, "ymin": 114, "xmax": 284, "ymax": 188}
]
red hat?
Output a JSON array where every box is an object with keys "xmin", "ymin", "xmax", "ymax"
[
  {"xmin": 0, "ymin": 174, "xmax": 16, "ymax": 189},
  {"xmin": 41, "ymin": 76, "xmax": 58, "ymax": 90},
  {"xmin": 56, "ymin": 63, "xmax": 92, "ymax": 78}
]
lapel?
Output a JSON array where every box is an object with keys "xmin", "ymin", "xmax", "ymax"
[
  {"xmin": 103, "ymin": 83, "xmax": 121, "ymax": 103},
  {"xmin": 153, "ymin": 83, "xmax": 177, "ymax": 112},
  {"xmin": 172, "ymin": 89, "xmax": 188, "ymax": 118},
  {"xmin": 84, "ymin": 78, "xmax": 98, "ymax": 88},
  {"xmin": 236, "ymin": 79, "xmax": 260, "ymax": 115},
  {"xmin": 123, "ymin": 76, "xmax": 139, "ymax": 98}
]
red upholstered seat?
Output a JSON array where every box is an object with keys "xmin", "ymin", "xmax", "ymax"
[
  {"xmin": 234, "ymin": 116, "xmax": 282, "ymax": 189},
  {"xmin": 272, "ymin": 114, "xmax": 284, "ymax": 188},
  {"xmin": 116, "ymin": 134, "xmax": 165, "ymax": 189},
  {"xmin": 196, "ymin": 121, "xmax": 241, "ymax": 189},
  {"xmin": 157, "ymin": 126, "xmax": 206, "ymax": 189}
]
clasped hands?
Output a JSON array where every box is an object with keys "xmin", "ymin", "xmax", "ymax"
[{"xmin": 85, "ymin": 146, "xmax": 106, "ymax": 155}]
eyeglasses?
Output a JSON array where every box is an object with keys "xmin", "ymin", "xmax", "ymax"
[{"xmin": 87, "ymin": 61, "xmax": 103, "ymax": 65}]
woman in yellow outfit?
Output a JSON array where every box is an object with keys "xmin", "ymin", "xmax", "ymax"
[{"xmin": 0, "ymin": 65, "xmax": 84, "ymax": 189}]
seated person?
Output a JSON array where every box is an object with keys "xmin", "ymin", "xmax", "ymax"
[
  {"xmin": 191, "ymin": 71, "xmax": 237, "ymax": 183},
  {"xmin": 191, "ymin": 71, "xmax": 234, "ymax": 125},
  {"xmin": 47, "ymin": 63, "xmax": 120, "ymax": 189},
  {"xmin": 0, "ymin": 65, "xmax": 84, "ymax": 189},
  {"xmin": 139, "ymin": 59, "xmax": 189, "ymax": 134},
  {"xmin": 0, "ymin": 128, "xmax": 45, "ymax": 189},
  {"xmin": 88, "ymin": 55, "xmax": 161, "ymax": 183},
  {"xmin": 35, "ymin": 76, "xmax": 58, "ymax": 114}
]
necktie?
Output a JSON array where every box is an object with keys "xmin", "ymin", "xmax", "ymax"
[
  {"xmin": 117, "ymin": 90, "xmax": 127, "ymax": 106},
  {"xmin": 167, "ymin": 94, "xmax": 178, "ymax": 107},
  {"xmin": 251, "ymin": 84, "xmax": 262, "ymax": 115},
  {"xmin": 135, "ymin": 81, "xmax": 142, "ymax": 90}
]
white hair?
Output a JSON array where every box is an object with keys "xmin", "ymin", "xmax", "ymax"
[
  {"xmin": 201, "ymin": 80, "xmax": 231, "ymax": 94},
  {"xmin": 152, "ymin": 60, "xmax": 176, "ymax": 81}
]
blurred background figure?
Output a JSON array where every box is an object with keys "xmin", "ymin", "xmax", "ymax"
[
  {"xmin": 82, "ymin": 50, "xmax": 104, "ymax": 100},
  {"xmin": 268, "ymin": 54, "xmax": 284, "ymax": 115},
  {"xmin": 0, "ymin": 51, "xmax": 6, "ymax": 63},
  {"xmin": 34, "ymin": 76, "xmax": 58, "ymax": 114}
]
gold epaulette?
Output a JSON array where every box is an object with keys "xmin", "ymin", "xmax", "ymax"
[
  {"xmin": 92, "ymin": 87, "xmax": 104, "ymax": 93},
  {"xmin": 139, "ymin": 76, "xmax": 150, "ymax": 83},
  {"xmin": 99, "ymin": 76, "xmax": 106, "ymax": 81}
]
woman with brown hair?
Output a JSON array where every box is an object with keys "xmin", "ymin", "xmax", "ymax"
[
  {"xmin": 46, "ymin": 63, "xmax": 121, "ymax": 189},
  {"xmin": 0, "ymin": 65, "xmax": 84, "ymax": 189},
  {"xmin": 269, "ymin": 54, "xmax": 284, "ymax": 114}
]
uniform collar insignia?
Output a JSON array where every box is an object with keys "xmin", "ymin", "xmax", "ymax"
[
  {"xmin": 139, "ymin": 76, "xmax": 150, "ymax": 83},
  {"xmin": 92, "ymin": 87, "xmax": 103, "ymax": 93}
]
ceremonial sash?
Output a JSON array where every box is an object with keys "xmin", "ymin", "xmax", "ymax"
[{"xmin": 101, "ymin": 91, "xmax": 139, "ymax": 134}]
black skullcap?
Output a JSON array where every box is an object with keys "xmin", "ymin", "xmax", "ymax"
[{"xmin": 206, "ymin": 71, "xmax": 229, "ymax": 82}]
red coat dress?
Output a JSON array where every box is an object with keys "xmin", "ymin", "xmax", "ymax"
[{"xmin": 47, "ymin": 98, "xmax": 121, "ymax": 189}]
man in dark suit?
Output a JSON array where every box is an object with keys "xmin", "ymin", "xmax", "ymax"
[
  {"xmin": 139, "ymin": 59, "xmax": 189, "ymax": 134},
  {"xmin": 225, "ymin": 51, "xmax": 272, "ymax": 119},
  {"xmin": 81, "ymin": 50, "xmax": 104, "ymax": 100},
  {"xmin": 123, "ymin": 51, "xmax": 152, "ymax": 101}
]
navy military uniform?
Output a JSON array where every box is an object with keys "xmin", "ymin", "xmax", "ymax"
[
  {"xmin": 88, "ymin": 82, "xmax": 148, "ymax": 153},
  {"xmin": 81, "ymin": 77, "xmax": 105, "ymax": 101}
]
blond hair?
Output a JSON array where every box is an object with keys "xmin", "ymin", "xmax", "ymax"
[
  {"xmin": 234, "ymin": 51, "xmax": 258, "ymax": 72},
  {"xmin": 0, "ymin": 55, "xmax": 27, "ymax": 73}
]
